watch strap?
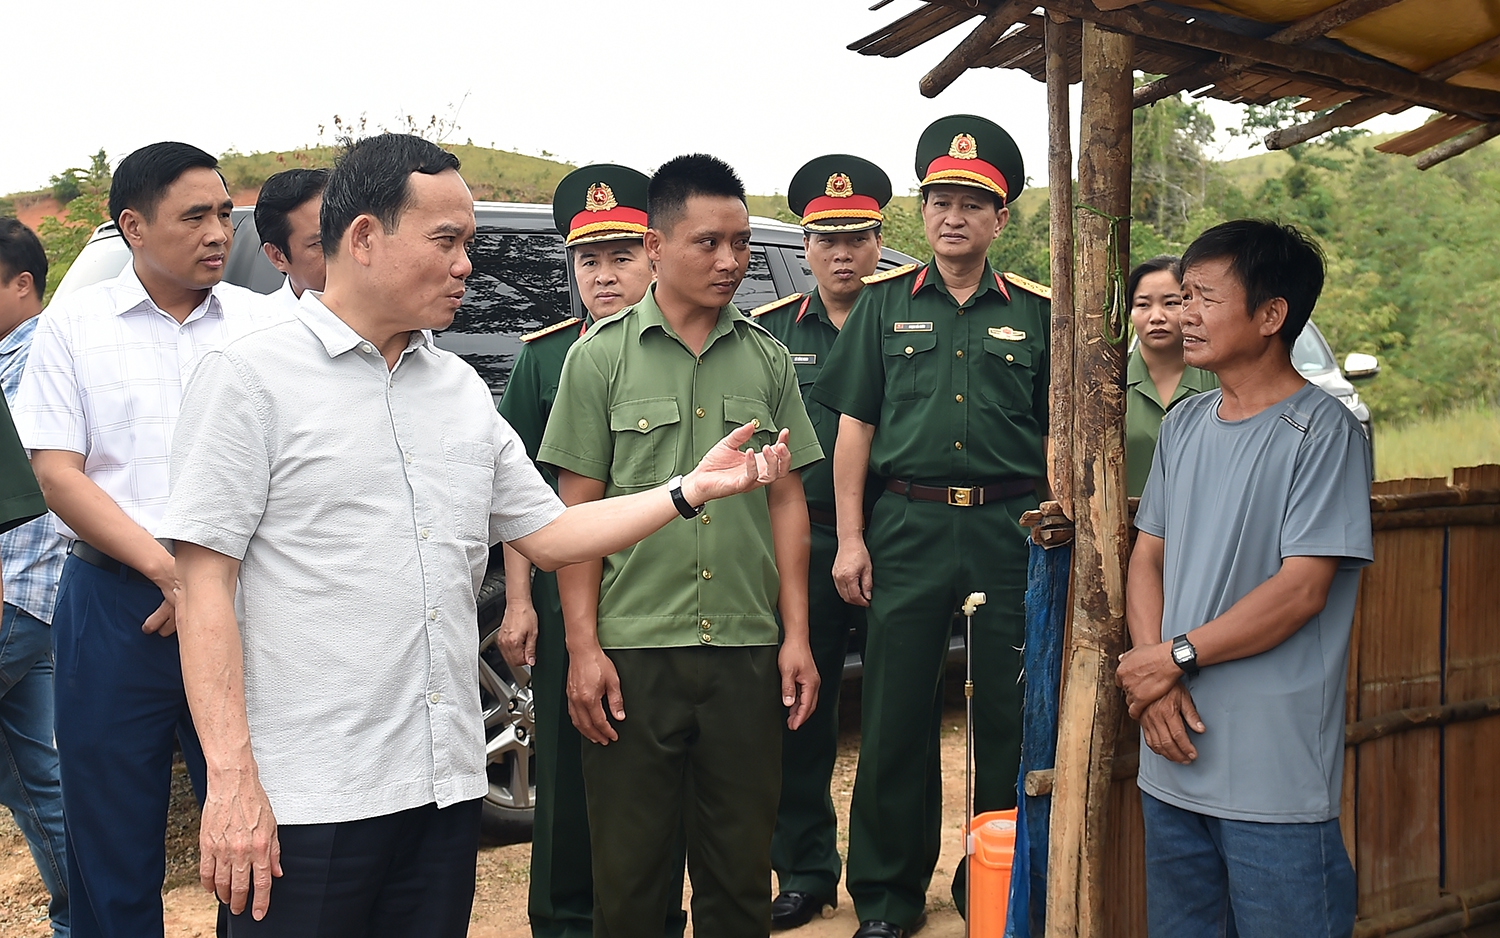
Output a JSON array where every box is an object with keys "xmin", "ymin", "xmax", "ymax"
[
  {"xmin": 668, "ymin": 475, "xmax": 702, "ymax": 519},
  {"xmin": 1171, "ymin": 633, "xmax": 1200, "ymax": 677}
]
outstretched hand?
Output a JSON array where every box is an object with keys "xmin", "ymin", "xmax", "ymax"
[{"xmin": 681, "ymin": 423, "xmax": 793, "ymax": 506}]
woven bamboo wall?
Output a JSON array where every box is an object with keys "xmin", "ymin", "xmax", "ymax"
[{"xmin": 1097, "ymin": 464, "xmax": 1500, "ymax": 938}]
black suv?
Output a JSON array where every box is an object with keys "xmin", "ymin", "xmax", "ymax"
[{"xmin": 52, "ymin": 201, "xmax": 919, "ymax": 837}]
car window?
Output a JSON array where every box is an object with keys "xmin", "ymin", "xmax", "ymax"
[
  {"xmin": 732, "ymin": 247, "xmax": 778, "ymax": 312},
  {"xmin": 784, "ymin": 248, "xmax": 914, "ymax": 295},
  {"xmin": 434, "ymin": 229, "xmax": 569, "ymax": 399},
  {"xmin": 49, "ymin": 235, "xmax": 132, "ymax": 304},
  {"xmin": 1292, "ymin": 323, "xmax": 1335, "ymax": 375}
]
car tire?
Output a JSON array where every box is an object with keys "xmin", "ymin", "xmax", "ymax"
[{"xmin": 475, "ymin": 566, "xmax": 536, "ymax": 842}]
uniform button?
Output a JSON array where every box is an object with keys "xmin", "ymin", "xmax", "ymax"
[
  {"xmin": 696, "ymin": 407, "xmax": 706, "ymax": 418},
  {"xmin": 429, "ymin": 692, "xmax": 441, "ymax": 704},
  {"xmin": 956, "ymin": 349, "xmax": 964, "ymax": 358},
  {"xmin": 752, "ymin": 418, "xmax": 761, "ymax": 429},
  {"xmin": 955, "ymin": 394, "xmax": 964, "ymax": 403},
  {"xmin": 1006, "ymin": 353, "xmax": 1015, "ymax": 362},
  {"xmin": 702, "ymin": 570, "xmax": 713, "ymax": 580},
  {"xmin": 700, "ymin": 619, "xmax": 711, "ymax": 630},
  {"xmin": 404, "ymin": 452, "xmax": 413, "ymax": 465},
  {"xmin": 360, "ymin": 342, "xmax": 374, "ymax": 354},
  {"xmin": 420, "ymin": 529, "xmax": 430, "ymax": 539},
  {"xmin": 700, "ymin": 514, "xmax": 711, "ymax": 525},
  {"xmin": 904, "ymin": 345, "xmax": 914, "ymax": 355},
  {"xmin": 428, "ymin": 609, "xmax": 438, "ymax": 620},
  {"xmin": 955, "ymin": 441, "xmax": 963, "ymax": 450},
  {"xmin": 638, "ymin": 418, "xmax": 649, "ymax": 430},
  {"xmin": 957, "ymin": 309, "xmax": 965, "ymax": 316},
  {"xmin": 700, "ymin": 632, "xmax": 713, "ymax": 644}
]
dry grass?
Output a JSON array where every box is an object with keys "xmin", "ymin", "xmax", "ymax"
[{"xmin": 1375, "ymin": 403, "xmax": 1500, "ymax": 482}]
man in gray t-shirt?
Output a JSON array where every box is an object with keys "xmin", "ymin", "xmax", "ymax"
[{"xmin": 1119, "ymin": 220, "xmax": 1372, "ymax": 938}]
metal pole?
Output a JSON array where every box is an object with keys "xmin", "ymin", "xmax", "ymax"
[{"xmin": 962, "ymin": 590, "xmax": 988, "ymax": 936}]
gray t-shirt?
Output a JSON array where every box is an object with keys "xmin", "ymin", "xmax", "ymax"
[{"xmin": 1135, "ymin": 381, "xmax": 1373, "ymax": 823}]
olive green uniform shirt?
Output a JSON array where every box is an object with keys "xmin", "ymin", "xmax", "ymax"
[
  {"xmin": 0, "ymin": 394, "xmax": 45, "ymax": 534},
  {"xmin": 751, "ymin": 290, "xmax": 844, "ymax": 514},
  {"xmin": 1125, "ymin": 346, "xmax": 1219, "ymax": 498},
  {"xmin": 538, "ymin": 286, "xmax": 823, "ymax": 650},
  {"xmin": 811, "ymin": 262, "xmax": 1049, "ymax": 483},
  {"xmin": 498, "ymin": 317, "xmax": 589, "ymax": 484}
]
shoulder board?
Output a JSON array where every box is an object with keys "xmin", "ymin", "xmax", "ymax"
[
  {"xmin": 520, "ymin": 317, "xmax": 583, "ymax": 343},
  {"xmin": 861, "ymin": 263, "xmax": 920, "ymax": 286},
  {"xmin": 750, "ymin": 293, "xmax": 802, "ymax": 318},
  {"xmin": 1003, "ymin": 272, "xmax": 1052, "ymax": 300}
]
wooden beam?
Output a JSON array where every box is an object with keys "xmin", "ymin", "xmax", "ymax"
[
  {"xmin": 1135, "ymin": 58, "xmax": 1230, "ymax": 107},
  {"xmin": 1345, "ymin": 694, "xmax": 1500, "ymax": 746},
  {"xmin": 1371, "ymin": 503, "xmax": 1500, "ymax": 529},
  {"xmin": 1269, "ymin": 0, "xmax": 1407, "ymax": 46},
  {"xmin": 1041, "ymin": 0, "xmax": 1500, "ymax": 118},
  {"xmin": 1045, "ymin": 19, "xmax": 1133, "ymax": 938},
  {"xmin": 920, "ymin": 0, "xmax": 1034, "ymax": 97},
  {"xmin": 1351, "ymin": 878, "xmax": 1500, "ymax": 938},
  {"xmin": 1416, "ymin": 120, "xmax": 1500, "ymax": 169},
  {"xmin": 1046, "ymin": 13, "xmax": 1077, "ymax": 521}
]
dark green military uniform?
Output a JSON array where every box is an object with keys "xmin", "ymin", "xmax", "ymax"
[
  {"xmin": 809, "ymin": 114, "xmax": 1049, "ymax": 931},
  {"xmin": 539, "ymin": 284, "xmax": 821, "ymax": 938},
  {"xmin": 1125, "ymin": 345, "xmax": 1219, "ymax": 498},
  {"xmin": 0, "ymin": 393, "xmax": 46, "ymax": 534},
  {"xmin": 501, "ymin": 163, "xmax": 686, "ymax": 938},
  {"xmin": 752, "ymin": 289, "xmax": 865, "ymax": 906}
]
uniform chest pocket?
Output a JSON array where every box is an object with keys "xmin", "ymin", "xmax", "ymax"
[
  {"xmin": 442, "ymin": 439, "xmax": 496, "ymax": 544},
  {"xmin": 882, "ymin": 332, "xmax": 939, "ymax": 401},
  {"xmin": 979, "ymin": 338, "xmax": 1036, "ymax": 413},
  {"xmin": 724, "ymin": 395, "xmax": 777, "ymax": 450},
  {"xmin": 609, "ymin": 398, "xmax": 681, "ymax": 490}
]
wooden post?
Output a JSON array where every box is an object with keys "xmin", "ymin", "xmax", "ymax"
[
  {"xmin": 1046, "ymin": 11, "xmax": 1076, "ymax": 520},
  {"xmin": 1045, "ymin": 18, "xmax": 1133, "ymax": 938}
]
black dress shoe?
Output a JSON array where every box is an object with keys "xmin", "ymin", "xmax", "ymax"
[
  {"xmin": 851, "ymin": 912, "xmax": 926, "ymax": 938},
  {"xmin": 772, "ymin": 891, "xmax": 834, "ymax": 930}
]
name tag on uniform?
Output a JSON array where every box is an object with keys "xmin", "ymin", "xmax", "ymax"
[
  {"xmin": 894, "ymin": 322, "xmax": 933, "ymax": 332},
  {"xmin": 988, "ymin": 326, "xmax": 1026, "ymax": 341},
  {"xmin": 791, "ymin": 354, "xmax": 817, "ymax": 365}
]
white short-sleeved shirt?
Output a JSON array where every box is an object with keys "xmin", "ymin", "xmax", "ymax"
[
  {"xmin": 158, "ymin": 293, "xmax": 564, "ymax": 825},
  {"xmin": 12, "ymin": 263, "xmax": 269, "ymax": 539}
]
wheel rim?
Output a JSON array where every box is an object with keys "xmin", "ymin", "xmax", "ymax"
[{"xmin": 478, "ymin": 628, "xmax": 536, "ymax": 812}]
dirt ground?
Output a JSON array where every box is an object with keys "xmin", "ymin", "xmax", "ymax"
[{"xmin": 0, "ymin": 675, "xmax": 978, "ymax": 937}]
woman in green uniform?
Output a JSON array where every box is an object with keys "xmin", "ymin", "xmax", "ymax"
[{"xmin": 1125, "ymin": 256, "xmax": 1219, "ymax": 498}]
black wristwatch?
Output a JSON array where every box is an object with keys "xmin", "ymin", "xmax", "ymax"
[
  {"xmin": 1171, "ymin": 634, "xmax": 1200, "ymax": 677},
  {"xmin": 668, "ymin": 475, "xmax": 703, "ymax": 519}
]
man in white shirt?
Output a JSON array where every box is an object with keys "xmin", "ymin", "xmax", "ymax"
[
  {"xmin": 14, "ymin": 141, "xmax": 264, "ymax": 938},
  {"xmin": 253, "ymin": 168, "xmax": 328, "ymax": 314},
  {"xmin": 162, "ymin": 133, "xmax": 795, "ymax": 936}
]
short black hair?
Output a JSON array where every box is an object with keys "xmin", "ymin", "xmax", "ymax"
[
  {"xmin": 255, "ymin": 168, "xmax": 329, "ymax": 258},
  {"xmin": 320, "ymin": 134, "xmax": 462, "ymax": 258},
  {"xmin": 0, "ymin": 218, "xmax": 47, "ymax": 296},
  {"xmin": 1127, "ymin": 254, "xmax": 1180, "ymax": 303},
  {"xmin": 1180, "ymin": 220, "xmax": 1325, "ymax": 349},
  {"xmin": 647, "ymin": 154, "xmax": 745, "ymax": 233},
  {"xmin": 108, "ymin": 142, "xmax": 222, "ymax": 227}
]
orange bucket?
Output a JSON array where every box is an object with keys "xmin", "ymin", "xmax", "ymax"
[{"xmin": 967, "ymin": 808, "xmax": 1017, "ymax": 936}]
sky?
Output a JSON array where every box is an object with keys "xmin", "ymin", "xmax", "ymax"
[{"xmin": 5, "ymin": 0, "xmax": 1430, "ymax": 200}]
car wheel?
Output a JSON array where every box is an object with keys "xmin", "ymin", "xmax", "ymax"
[{"xmin": 476, "ymin": 567, "xmax": 536, "ymax": 842}]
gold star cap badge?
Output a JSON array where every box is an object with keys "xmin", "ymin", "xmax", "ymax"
[
  {"xmin": 585, "ymin": 182, "xmax": 617, "ymax": 212},
  {"xmin": 825, "ymin": 173, "xmax": 854, "ymax": 198},
  {"xmin": 949, "ymin": 133, "xmax": 978, "ymax": 160}
]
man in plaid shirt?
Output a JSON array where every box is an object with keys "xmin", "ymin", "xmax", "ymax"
[{"xmin": 0, "ymin": 217, "xmax": 68, "ymax": 937}]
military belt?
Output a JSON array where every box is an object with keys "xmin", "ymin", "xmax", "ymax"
[{"xmin": 886, "ymin": 478, "xmax": 1036, "ymax": 507}]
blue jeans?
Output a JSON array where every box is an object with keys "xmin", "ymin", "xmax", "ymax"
[
  {"xmin": 0, "ymin": 602, "xmax": 69, "ymax": 937},
  {"xmin": 1142, "ymin": 792, "xmax": 1354, "ymax": 938}
]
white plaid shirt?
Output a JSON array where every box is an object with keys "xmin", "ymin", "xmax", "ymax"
[
  {"xmin": 1, "ymin": 316, "xmax": 65, "ymax": 623},
  {"xmin": 12, "ymin": 263, "xmax": 272, "ymax": 541}
]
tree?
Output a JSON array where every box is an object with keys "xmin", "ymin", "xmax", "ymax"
[{"xmin": 35, "ymin": 150, "xmax": 112, "ymax": 302}]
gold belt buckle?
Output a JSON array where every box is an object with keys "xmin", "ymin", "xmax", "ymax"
[{"xmin": 947, "ymin": 486, "xmax": 976, "ymax": 507}]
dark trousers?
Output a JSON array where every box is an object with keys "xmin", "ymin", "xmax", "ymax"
[
  {"xmin": 528, "ymin": 572, "xmax": 686, "ymax": 938},
  {"xmin": 227, "ymin": 799, "xmax": 482, "ymax": 938},
  {"xmin": 53, "ymin": 555, "xmax": 217, "ymax": 938},
  {"xmin": 846, "ymin": 490, "xmax": 1034, "ymax": 928},
  {"xmin": 582, "ymin": 645, "xmax": 783, "ymax": 938},
  {"xmin": 770, "ymin": 521, "xmax": 863, "ymax": 903}
]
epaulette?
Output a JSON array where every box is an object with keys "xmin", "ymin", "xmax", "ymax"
[
  {"xmin": 750, "ymin": 293, "xmax": 803, "ymax": 317},
  {"xmin": 1003, "ymin": 272, "xmax": 1051, "ymax": 300},
  {"xmin": 520, "ymin": 317, "xmax": 583, "ymax": 343},
  {"xmin": 861, "ymin": 263, "xmax": 920, "ymax": 286}
]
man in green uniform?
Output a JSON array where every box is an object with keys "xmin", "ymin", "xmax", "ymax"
[
  {"xmin": 811, "ymin": 116, "xmax": 1051, "ymax": 938},
  {"xmin": 538, "ymin": 153, "xmax": 823, "ymax": 938},
  {"xmin": 0, "ymin": 393, "xmax": 46, "ymax": 548},
  {"xmin": 496, "ymin": 164, "xmax": 683, "ymax": 938},
  {"xmin": 749, "ymin": 154, "xmax": 891, "ymax": 930}
]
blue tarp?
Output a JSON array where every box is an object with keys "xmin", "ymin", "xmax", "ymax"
[{"xmin": 1005, "ymin": 540, "xmax": 1070, "ymax": 938}]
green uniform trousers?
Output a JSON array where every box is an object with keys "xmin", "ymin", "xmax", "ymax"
[
  {"xmin": 846, "ymin": 488, "xmax": 1035, "ymax": 927},
  {"xmin": 528, "ymin": 574, "xmax": 687, "ymax": 938},
  {"xmin": 582, "ymin": 645, "xmax": 783, "ymax": 938},
  {"xmin": 771, "ymin": 520, "xmax": 863, "ymax": 902}
]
